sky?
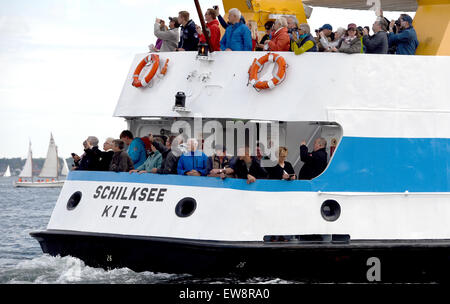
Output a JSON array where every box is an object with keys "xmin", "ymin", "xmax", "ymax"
[{"xmin": 0, "ymin": 0, "xmax": 413, "ymax": 159}]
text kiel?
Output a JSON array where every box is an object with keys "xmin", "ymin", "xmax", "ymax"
[{"xmin": 93, "ymin": 185, "xmax": 167, "ymax": 219}]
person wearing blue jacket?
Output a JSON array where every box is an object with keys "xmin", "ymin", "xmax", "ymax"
[
  {"xmin": 119, "ymin": 130, "xmax": 147, "ymax": 169},
  {"xmin": 220, "ymin": 8, "xmax": 252, "ymax": 51},
  {"xmin": 388, "ymin": 14, "xmax": 419, "ymax": 55},
  {"xmin": 177, "ymin": 138, "xmax": 208, "ymax": 176}
]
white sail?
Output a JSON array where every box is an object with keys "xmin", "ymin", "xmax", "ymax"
[
  {"xmin": 39, "ymin": 133, "xmax": 59, "ymax": 178},
  {"xmin": 19, "ymin": 141, "xmax": 33, "ymax": 178},
  {"xmin": 3, "ymin": 165, "xmax": 11, "ymax": 177},
  {"xmin": 61, "ymin": 158, "xmax": 69, "ymax": 176}
]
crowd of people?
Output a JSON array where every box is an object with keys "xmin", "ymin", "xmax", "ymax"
[
  {"xmin": 72, "ymin": 131, "xmax": 329, "ymax": 184},
  {"xmin": 151, "ymin": 7, "xmax": 419, "ymax": 55}
]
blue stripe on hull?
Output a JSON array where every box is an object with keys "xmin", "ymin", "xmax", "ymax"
[{"xmin": 67, "ymin": 137, "xmax": 450, "ymax": 193}]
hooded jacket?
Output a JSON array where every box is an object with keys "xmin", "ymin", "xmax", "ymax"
[
  {"xmin": 127, "ymin": 138, "xmax": 147, "ymax": 168},
  {"xmin": 220, "ymin": 22, "xmax": 252, "ymax": 51}
]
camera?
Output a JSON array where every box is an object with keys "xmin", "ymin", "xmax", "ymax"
[
  {"xmin": 71, "ymin": 153, "xmax": 76, "ymax": 157},
  {"xmin": 395, "ymin": 19, "xmax": 401, "ymax": 27},
  {"xmin": 213, "ymin": 5, "xmax": 218, "ymax": 10}
]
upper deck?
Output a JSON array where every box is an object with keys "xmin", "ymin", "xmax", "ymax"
[{"xmin": 114, "ymin": 51, "xmax": 450, "ymax": 138}]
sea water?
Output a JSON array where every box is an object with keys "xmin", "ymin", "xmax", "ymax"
[{"xmin": 0, "ymin": 177, "xmax": 291, "ymax": 284}]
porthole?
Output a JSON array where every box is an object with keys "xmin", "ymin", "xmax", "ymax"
[
  {"xmin": 321, "ymin": 199, "xmax": 341, "ymax": 222},
  {"xmin": 175, "ymin": 197, "xmax": 197, "ymax": 218},
  {"xmin": 67, "ymin": 191, "xmax": 82, "ymax": 211}
]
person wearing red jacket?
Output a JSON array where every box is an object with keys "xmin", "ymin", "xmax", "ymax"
[
  {"xmin": 196, "ymin": 8, "xmax": 221, "ymax": 52},
  {"xmin": 265, "ymin": 17, "xmax": 290, "ymax": 52}
]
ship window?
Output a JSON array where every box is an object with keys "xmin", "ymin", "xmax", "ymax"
[
  {"xmin": 132, "ymin": 118, "xmax": 343, "ymax": 180},
  {"xmin": 67, "ymin": 191, "xmax": 82, "ymax": 211},
  {"xmin": 175, "ymin": 197, "xmax": 197, "ymax": 218}
]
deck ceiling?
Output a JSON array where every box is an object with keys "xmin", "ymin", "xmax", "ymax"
[{"xmin": 303, "ymin": 0, "xmax": 418, "ymax": 11}]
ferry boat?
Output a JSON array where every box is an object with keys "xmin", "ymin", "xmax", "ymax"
[{"xmin": 31, "ymin": 0, "xmax": 450, "ymax": 282}]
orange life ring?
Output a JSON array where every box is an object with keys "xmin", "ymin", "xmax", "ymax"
[
  {"xmin": 248, "ymin": 53, "xmax": 287, "ymax": 90},
  {"xmin": 132, "ymin": 54, "xmax": 160, "ymax": 88}
]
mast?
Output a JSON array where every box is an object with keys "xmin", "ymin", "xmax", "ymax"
[{"xmin": 193, "ymin": 0, "xmax": 213, "ymax": 52}]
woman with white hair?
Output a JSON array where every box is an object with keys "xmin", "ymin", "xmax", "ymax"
[
  {"xmin": 286, "ymin": 16, "xmax": 300, "ymax": 40},
  {"xmin": 264, "ymin": 17, "xmax": 290, "ymax": 51},
  {"xmin": 291, "ymin": 23, "xmax": 317, "ymax": 55}
]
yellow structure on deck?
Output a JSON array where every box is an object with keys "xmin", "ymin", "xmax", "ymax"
[
  {"xmin": 222, "ymin": 0, "xmax": 307, "ymax": 29},
  {"xmin": 220, "ymin": 0, "xmax": 450, "ymax": 56},
  {"xmin": 415, "ymin": 0, "xmax": 450, "ymax": 55}
]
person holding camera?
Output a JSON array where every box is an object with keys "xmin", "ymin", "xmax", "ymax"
[
  {"xmin": 76, "ymin": 136, "xmax": 102, "ymax": 171},
  {"xmin": 213, "ymin": 5, "xmax": 246, "ymax": 30},
  {"xmin": 388, "ymin": 14, "xmax": 419, "ymax": 55},
  {"xmin": 291, "ymin": 23, "xmax": 317, "ymax": 55},
  {"xmin": 298, "ymin": 138, "xmax": 328, "ymax": 180},
  {"xmin": 264, "ymin": 17, "xmax": 290, "ymax": 51},
  {"xmin": 154, "ymin": 17, "xmax": 180, "ymax": 52},
  {"xmin": 315, "ymin": 24, "xmax": 334, "ymax": 52},
  {"xmin": 267, "ymin": 147, "xmax": 296, "ymax": 180},
  {"xmin": 362, "ymin": 20, "xmax": 388, "ymax": 54}
]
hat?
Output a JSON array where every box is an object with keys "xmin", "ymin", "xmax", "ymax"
[
  {"xmin": 169, "ymin": 17, "xmax": 180, "ymax": 28},
  {"xmin": 319, "ymin": 24, "xmax": 333, "ymax": 31},
  {"xmin": 400, "ymin": 14, "xmax": 413, "ymax": 25},
  {"xmin": 347, "ymin": 23, "xmax": 357, "ymax": 30}
]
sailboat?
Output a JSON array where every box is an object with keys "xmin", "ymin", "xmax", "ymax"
[
  {"xmin": 2, "ymin": 165, "xmax": 11, "ymax": 177},
  {"xmin": 14, "ymin": 134, "xmax": 65, "ymax": 188}
]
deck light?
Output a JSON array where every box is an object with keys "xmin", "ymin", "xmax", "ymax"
[{"xmin": 197, "ymin": 43, "xmax": 209, "ymax": 57}]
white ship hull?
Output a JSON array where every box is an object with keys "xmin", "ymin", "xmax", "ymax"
[{"xmin": 14, "ymin": 180, "xmax": 64, "ymax": 188}]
